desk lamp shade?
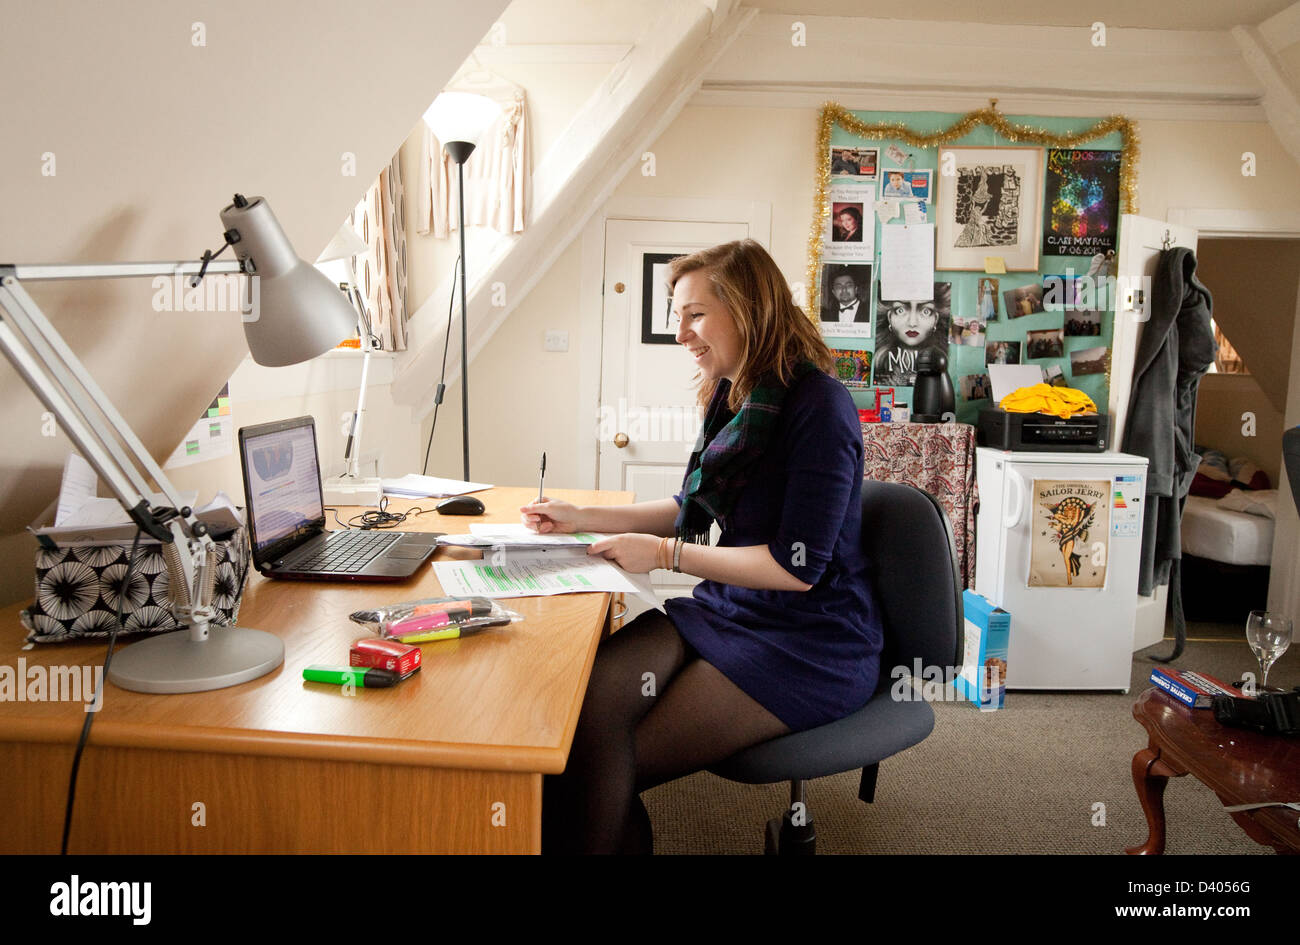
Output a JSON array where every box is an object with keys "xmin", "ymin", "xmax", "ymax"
[
  {"xmin": 422, "ymin": 91, "xmax": 502, "ymax": 157},
  {"xmin": 220, "ymin": 195, "xmax": 358, "ymax": 366}
]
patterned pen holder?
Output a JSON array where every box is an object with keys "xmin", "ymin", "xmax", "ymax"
[{"xmin": 20, "ymin": 528, "xmax": 251, "ymax": 644}]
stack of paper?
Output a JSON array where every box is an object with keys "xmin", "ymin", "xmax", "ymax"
[
  {"xmin": 381, "ymin": 474, "xmax": 493, "ymax": 498},
  {"xmin": 437, "ymin": 524, "xmax": 607, "ymax": 549},
  {"xmin": 32, "ymin": 454, "xmax": 245, "ymax": 546}
]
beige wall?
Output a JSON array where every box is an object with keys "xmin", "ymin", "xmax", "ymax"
[
  {"xmin": 420, "ymin": 240, "xmax": 588, "ymax": 490},
  {"xmin": 1195, "ymin": 374, "xmax": 1285, "ymax": 482},
  {"xmin": 0, "ymin": 0, "xmax": 507, "ymax": 608},
  {"xmin": 1195, "ymin": 237, "xmax": 1300, "ymax": 415}
]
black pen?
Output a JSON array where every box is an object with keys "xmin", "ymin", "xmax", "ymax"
[{"xmin": 537, "ymin": 451, "xmax": 547, "ymax": 502}]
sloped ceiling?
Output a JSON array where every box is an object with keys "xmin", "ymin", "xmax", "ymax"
[{"xmin": 0, "ymin": 0, "xmax": 508, "ymax": 604}]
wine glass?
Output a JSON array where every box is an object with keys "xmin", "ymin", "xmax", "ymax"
[{"xmin": 1245, "ymin": 610, "xmax": 1292, "ymax": 692}]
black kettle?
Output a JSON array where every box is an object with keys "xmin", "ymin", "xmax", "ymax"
[{"xmin": 912, "ymin": 348, "xmax": 955, "ymax": 422}]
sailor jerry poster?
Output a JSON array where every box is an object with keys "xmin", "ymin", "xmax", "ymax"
[{"xmin": 1029, "ymin": 479, "xmax": 1110, "ymax": 588}]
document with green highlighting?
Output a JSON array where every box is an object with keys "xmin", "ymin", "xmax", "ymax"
[{"xmin": 432, "ymin": 552, "xmax": 641, "ymax": 598}]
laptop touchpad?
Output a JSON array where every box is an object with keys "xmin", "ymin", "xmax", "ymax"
[{"xmin": 387, "ymin": 544, "xmax": 436, "ymax": 558}]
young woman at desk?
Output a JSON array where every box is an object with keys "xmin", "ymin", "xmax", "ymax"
[{"xmin": 521, "ymin": 240, "xmax": 883, "ymax": 854}]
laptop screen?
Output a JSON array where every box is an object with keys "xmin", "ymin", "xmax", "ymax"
[{"xmin": 240, "ymin": 419, "xmax": 324, "ymax": 556}]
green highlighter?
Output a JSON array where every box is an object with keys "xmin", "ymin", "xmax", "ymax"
[{"xmin": 303, "ymin": 665, "xmax": 400, "ymax": 688}]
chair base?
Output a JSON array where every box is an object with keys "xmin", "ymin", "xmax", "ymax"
[{"xmin": 765, "ymin": 810, "xmax": 817, "ymax": 855}]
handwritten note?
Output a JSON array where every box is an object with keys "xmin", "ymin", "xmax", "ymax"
[{"xmin": 879, "ymin": 223, "xmax": 935, "ymax": 301}]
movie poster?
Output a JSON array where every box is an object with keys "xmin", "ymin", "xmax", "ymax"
[
  {"xmin": 1042, "ymin": 149, "xmax": 1121, "ymax": 257},
  {"xmin": 1029, "ymin": 479, "xmax": 1110, "ymax": 588}
]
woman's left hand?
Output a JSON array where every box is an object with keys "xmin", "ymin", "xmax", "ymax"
[{"xmin": 587, "ymin": 533, "xmax": 663, "ymax": 574}]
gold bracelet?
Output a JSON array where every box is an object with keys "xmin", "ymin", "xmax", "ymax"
[{"xmin": 657, "ymin": 536, "xmax": 671, "ymax": 571}]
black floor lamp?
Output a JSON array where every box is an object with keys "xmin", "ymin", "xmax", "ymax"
[{"xmin": 422, "ymin": 91, "xmax": 501, "ymax": 481}]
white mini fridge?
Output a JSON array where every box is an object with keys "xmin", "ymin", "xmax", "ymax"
[{"xmin": 974, "ymin": 448, "xmax": 1148, "ymax": 691}]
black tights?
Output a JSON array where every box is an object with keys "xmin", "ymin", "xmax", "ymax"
[{"xmin": 542, "ymin": 609, "xmax": 790, "ymax": 854}]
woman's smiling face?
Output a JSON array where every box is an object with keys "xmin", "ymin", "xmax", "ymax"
[
  {"xmin": 674, "ymin": 270, "xmax": 743, "ymax": 382},
  {"xmin": 886, "ymin": 299, "xmax": 938, "ymax": 347}
]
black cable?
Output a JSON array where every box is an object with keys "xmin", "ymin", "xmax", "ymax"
[
  {"xmin": 345, "ymin": 496, "xmax": 435, "ymax": 530},
  {"xmin": 422, "ymin": 256, "xmax": 460, "ymax": 475},
  {"xmin": 61, "ymin": 526, "xmax": 143, "ymax": 855}
]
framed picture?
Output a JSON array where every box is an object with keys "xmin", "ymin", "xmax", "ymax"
[
  {"xmin": 935, "ymin": 146, "xmax": 1044, "ymax": 271},
  {"xmin": 640, "ymin": 252, "xmax": 684, "ymax": 345}
]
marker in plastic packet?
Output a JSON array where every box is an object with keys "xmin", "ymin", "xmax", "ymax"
[
  {"xmin": 388, "ymin": 610, "xmax": 456, "ymax": 636},
  {"xmin": 389, "ymin": 623, "xmax": 491, "ymax": 644},
  {"xmin": 406, "ymin": 598, "xmax": 494, "ymax": 622},
  {"xmin": 303, "ymin": 664, "xmax": 400, "ymax": 688}
]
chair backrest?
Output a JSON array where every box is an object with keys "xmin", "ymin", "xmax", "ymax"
[{"xmin": 859, "ymin": 480, "xmax": 964, "ymax": 683}]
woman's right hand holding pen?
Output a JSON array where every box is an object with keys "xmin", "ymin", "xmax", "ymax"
[{"xmin": 520, "ymin": 497, "xmax": 583, "ymax": 534}]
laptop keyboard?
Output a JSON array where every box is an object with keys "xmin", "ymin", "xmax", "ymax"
[{"xmin": 291, "ymin": 530, "xmax": 401, "ymax": 573}]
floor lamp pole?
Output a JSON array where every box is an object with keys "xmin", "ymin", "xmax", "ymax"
[{"xmin": 457, "ymin": 158, "xmax": 470, "ymax": 482}]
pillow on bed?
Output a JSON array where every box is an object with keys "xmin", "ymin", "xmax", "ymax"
[
  {"xmin": 1217, "ymin": 489, "xmax": 1278, "ymax": 519},
  {"xmin": 1229, "ymin": 457, "xmax": 1271, "ymax": 491},
  {"xmin": 1190, "ymin": 456, "xmax": 1234, "ymax": 498}
]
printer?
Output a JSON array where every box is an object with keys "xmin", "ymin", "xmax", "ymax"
[{"xmin": 977, "ymin": 407, "xmax": 1111, "ymax": 452}]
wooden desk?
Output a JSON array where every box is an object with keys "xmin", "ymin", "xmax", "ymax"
[{"xmin": 0, "ymin": 486, "xmax": 632, "ymax": 854}]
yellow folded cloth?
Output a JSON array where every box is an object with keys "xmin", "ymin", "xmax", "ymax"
[{"xmin": 999, "ymin": 383, "xmax": 1097, "ymax": 420}]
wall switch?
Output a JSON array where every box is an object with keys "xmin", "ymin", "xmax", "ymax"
[{"xmin": 544, "ymin": 330, "xmax": 569, "ymax": 352}]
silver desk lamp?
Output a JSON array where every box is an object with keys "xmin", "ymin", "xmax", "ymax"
[{"xmin": 0, "ymin": 194, "xmax": 359, "ymax": 693}]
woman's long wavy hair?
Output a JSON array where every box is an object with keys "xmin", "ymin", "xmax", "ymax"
[{"xmin": 666, "ymin": 240, "xmax": 833, "ymax": 411}]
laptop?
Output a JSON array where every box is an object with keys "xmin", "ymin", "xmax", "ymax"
[{"xmin": 237, "ymin": 416, "xmax": 437, "ymax": 581}]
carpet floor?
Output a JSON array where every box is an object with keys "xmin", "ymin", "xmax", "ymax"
[{"xmin": 642, "ymin": 623, "xmax": 1298, "ymax": 855}]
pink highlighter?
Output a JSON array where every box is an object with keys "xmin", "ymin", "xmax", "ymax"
[{"xmin": 387, "ymin": 610, "xmax": 455, "ymax": 636}]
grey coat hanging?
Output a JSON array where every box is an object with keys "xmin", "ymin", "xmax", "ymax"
[{"xmin": 1121, "ymin": 247, "xmax": 1217, "ymax": 661}]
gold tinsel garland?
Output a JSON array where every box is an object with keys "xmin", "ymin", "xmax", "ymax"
[{"xmin": 806, "ymin": 100, "xmax": 1140, "ymax": 302}]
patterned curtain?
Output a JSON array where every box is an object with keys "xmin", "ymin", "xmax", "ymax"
[{"xmin": 351, "ymin": 153, "xmax": 408, "ymax": 351}]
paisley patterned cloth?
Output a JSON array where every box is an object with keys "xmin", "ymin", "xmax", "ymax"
[
  {"xmin": 861, "ymin": 422, "xmax": 979, "ymax": 588},
  {"xmin": 20, "ymin": 529, "xmax": 251, "ymax": 644}
]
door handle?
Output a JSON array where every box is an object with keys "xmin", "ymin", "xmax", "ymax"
[{"xmin": 614, "ymin": 433, "xmax": 629, "ymax": 448}]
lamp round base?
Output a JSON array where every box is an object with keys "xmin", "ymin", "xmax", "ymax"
[{"xmin": 107, "ymin": 626, "xmax": 284, "ymax": 694}]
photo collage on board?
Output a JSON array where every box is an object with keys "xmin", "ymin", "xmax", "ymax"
[{"xmin": 819, "ymin": 122, "xmax": 1122, "ymax": 423}]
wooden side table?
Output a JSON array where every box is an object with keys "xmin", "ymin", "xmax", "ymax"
[{"xmin": 1128, "ymin": 687, "xmax": 1300, "ymax": 855}]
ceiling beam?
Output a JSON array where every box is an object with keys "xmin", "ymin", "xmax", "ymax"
[{"xmin": 1234, "ymin": 24, "xmax": 1300, "ymax": 165}]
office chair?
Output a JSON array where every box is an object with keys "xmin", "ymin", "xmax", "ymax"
[{"xmin": 709, "ymin": 480, "xmax": 964, "ymax": 854}]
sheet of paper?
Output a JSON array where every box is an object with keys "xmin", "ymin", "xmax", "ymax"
[
  {"xmin": 989, "ymin": 364, "xmax": 1045, "ymax": 403},
  {"xmin": 382, "ymin": 474, "xmax": 493, "ymax": 498},
  {"xmin": 464, "ymin": 523, "xmax": 606, "ymax": 545},
  {"xmin": 984, "ymin": 256, "xmax": 1008, "ymax": 274},
  {"xmin": 440, "ymin": 527, "xmax": 608, "ymax": 548},
  {"xmin": 433, "ymin": 552, "xmax": 641, "ymax": 599},
  {"xmin": 54, "ymin": 453, "xmax": 98, "ymax": 526},
  {"xmin": 873, "ymin": 199, "xmax": 899, "ymax": 224},
  {"xmin": 902, "ymin": 200, "xmax": 928, "ymax": 225},
  {"xmin": 879, "ymin": 223, "xmax": 935, "ymax": 301},
  {"xmin": 164, "ymin": 383, "xmax": 234, "ymax": 469}
]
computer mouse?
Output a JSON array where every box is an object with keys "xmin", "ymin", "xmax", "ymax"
[{"xmin": 436, "ymin": 494, "xmax": 486, "ymax": 516}]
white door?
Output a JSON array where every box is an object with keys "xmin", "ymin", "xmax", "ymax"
[
  {"xmin": 1112, "ymin": 214, "xmax": 1198, "ymax": 651},
  {"xmin": 599, "ymin": 218, "xmax": 749, "ymax": 599}
]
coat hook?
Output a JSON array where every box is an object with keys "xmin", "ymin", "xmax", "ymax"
[{"xmin": 1161, "ymin": 230, "xmax": 1173, "ymax": 251}]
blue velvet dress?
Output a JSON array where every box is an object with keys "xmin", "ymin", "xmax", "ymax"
[{"xmin": 664, "ymin": 369, "xmax": 883, "ymax": 731}]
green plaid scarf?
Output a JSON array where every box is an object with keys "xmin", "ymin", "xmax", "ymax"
[{"xmin": 676, "ymin": 362, "xmax": 817, "ymax": 544}]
